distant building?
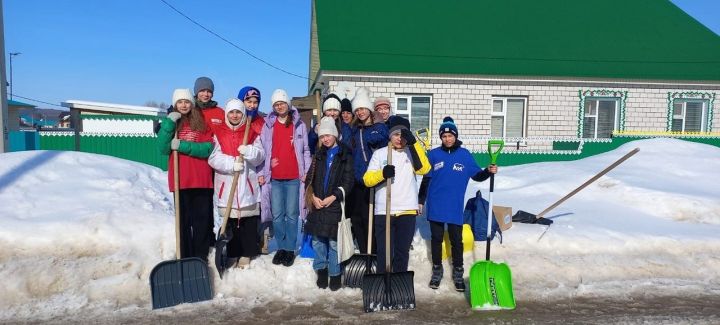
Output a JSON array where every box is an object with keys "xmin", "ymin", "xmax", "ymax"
[
  {"xmin": 61, "ymin": 100, "xmax": 166, "ymax": 135},
  {"xmin": 7, "ymin": 99, "xmax": 36, "ymax": 131}
]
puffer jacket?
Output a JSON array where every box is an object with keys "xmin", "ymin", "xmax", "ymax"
[
  {"xmin": 208, "ymin": 121, "xmax": 264, "ymax": 217},
  {"xmin": 303, "ymin": 143, "xmax": 354, "ymax": 239},
  {"xmin": 258, "ymin": 106, "xmax": 312, "ymax": 222}
]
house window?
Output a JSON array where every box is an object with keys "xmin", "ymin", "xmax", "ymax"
[
  {"xmin": 395, "ymin": 95, "xmax": 431, "ymax": 131},
  {"xmin": 671, "ymin": 100, "xmax": 708, "ymax": 132},
  {"xmin": 490, "ymin": 97, "xmax": 525, "ymax": 137},
  {"xmin": 583, "ymin": 98, "xmax": 619, "ymax": 138}
]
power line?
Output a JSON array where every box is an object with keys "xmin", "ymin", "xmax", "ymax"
[
  {"xmin": 9, "ymin": 94, "xmax": 64, "ymax": 108},
  {"xmin": 159, "ymin": 0, "xmax": 311, "ymax": 82}
]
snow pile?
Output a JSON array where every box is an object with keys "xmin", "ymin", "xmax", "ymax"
[{"xmin": 0, "ymin": 138, "xmax": 719, "ymax": 321}]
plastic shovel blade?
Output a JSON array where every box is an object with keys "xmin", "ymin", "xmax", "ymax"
[
  {"xmin": 214, "ymin": 231, "xmax": 233, "ymax": 278},
  {"xmin": 342, "ymin": 253, "xmax": 377, "ymax": 288},
  {"xmin": 150, "ymin": 257, "xmax": 213, "ymax": 309},
  {"xmin": 361, "ymin": 271, "xmax": 415, "ymax": 312},
  {"xmin": 469, "ymin": 260, "xmax": 516, "ymax": 310}
]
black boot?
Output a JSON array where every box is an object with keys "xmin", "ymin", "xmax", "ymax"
[
  {"xmin": 272, "ymin": 250, "xmax": 286, "ymax": 265},
  {"xmin": 452, "ymin": 266, "xmax": 465, "ymax": 292},
  {"xmin": 329, "ymin": 275, "xmax": 342, "ymax": 291},
  {"xmin": 282, "ymin": 251, "xmax": 296, "ymax": 267},
  {"xmin": 429, "ymin": 264, "xmax": 443, "ymax": 289},
  {"xmin": 316, "ymin": 268, "xmax": 328, "ymax": 289}
]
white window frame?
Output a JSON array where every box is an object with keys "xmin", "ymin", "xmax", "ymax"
[
  {"xmin": 490, "ymin": 96, "xmax": 527, "ymax": 137},
  {"xmin": 672, "ymin": 99, "xmax": 708, "ymax": 132},
  {"xmin": 394, "ymin": 94, "xmax": 432, "ymax": 132},
  {"xmin": 583, "ymin": 97, "xmax": 620, "ymax": 138}
]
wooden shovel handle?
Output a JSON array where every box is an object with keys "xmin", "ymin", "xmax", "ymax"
[
  {"xmin": 173, "ymin": 126, "xmax": 181, "ymax": 259},
  {"xmin": 536, "ymin": 147, "xmax": 639, "ymax": 219},
  {"xmin": 219, "ymin": 116, "xmax": 253, "ymax": 235},
  {"xmin": 385, "ymin": 142, "xmax": 392, "ymax": 271}
]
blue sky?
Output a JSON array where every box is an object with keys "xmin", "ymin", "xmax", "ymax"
[{"xmin": 3, "ymin": 0, "xmax": 719, "ymax": 112}]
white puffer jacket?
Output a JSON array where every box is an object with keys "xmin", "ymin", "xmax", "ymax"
[{"xmin": 208, "ymin": 136, "xmax": 264, "ymax": 218}]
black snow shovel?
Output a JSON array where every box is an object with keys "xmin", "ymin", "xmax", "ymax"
[
  {"xmin": 342, "ymin": 188, "xmax": 377, "ymax": 288},
  {"xmin": 150, "ymin": 131, "xmax": 213, "ymax": 309},
  {"xmin": 362, "ymin": 144, "xmax": 415, "ymax": 312},
  {"xmin": 215, "ymin": 118, "xmax": 253, "ymax": 277},
  {"xmin": 514, "ymin": 147, "xmax": 640, "ymax": 223}
]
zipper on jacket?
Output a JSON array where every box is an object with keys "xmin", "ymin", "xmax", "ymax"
[{"xmin": 360, "ymin": 128, "xmax": 368, "ymax": 162}]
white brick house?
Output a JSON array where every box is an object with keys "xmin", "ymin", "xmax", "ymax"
[{"xmin": 308, "ymin": 0, "xmax": 720, "ymax": 152}]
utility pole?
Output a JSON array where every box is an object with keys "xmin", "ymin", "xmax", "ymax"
[
  {"xmin": 0, "ymin": 0, "xmax": 9, "ymax": 153},
  {"xmin": 9, "ymin": 52, "xmax": 19, "ymax": 100}
]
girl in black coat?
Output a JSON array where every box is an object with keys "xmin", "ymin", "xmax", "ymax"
[{"xmin": 304, "ymin": 117, "xmax": 354, "ymax": 291}]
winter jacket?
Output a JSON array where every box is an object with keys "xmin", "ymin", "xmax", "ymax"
[
  {"xmin": 350, "ymin": 121, "xmax": 388, "ymax": 182},
  {"xmin": 304, "ymin": 143, "xmax": 354, "ymax": 238},
  {"xmin": 363, "ymin": 142, "xmax": 430, "ymax": 216},
  {"xmin": 157, "ymin": 117, "xmax": 214, "ymax": 191},
  {"xmin": 419, "ymin": 140, "xmax": 483, "ymax": 225},
  {"xmin": 208, "ymin": 121, "xmax": 264, "ymax": 218},
  {"xmin": 258, "ymin": 107, "xmax": 312, "ymax": 222},
  {"xmin": 197, "ymin": 100, "xmax": 225, "ymax": 134}
]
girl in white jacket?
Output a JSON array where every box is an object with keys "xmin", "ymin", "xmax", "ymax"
[{"xmin": 208, "ymin": 98, "xmax": 265, "ymax": 268}]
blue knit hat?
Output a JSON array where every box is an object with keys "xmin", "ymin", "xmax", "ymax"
[
  {"xmin": 238, "ymin": 86, "xmax": 261, "ymax": 103},
  {"xmin": 439, "ymin": 116, "xmax": 458, "ymax": 138}
]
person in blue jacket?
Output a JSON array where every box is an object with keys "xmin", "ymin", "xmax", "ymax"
[
  {"xmin": 417, "ymin": 116, "xmax": 497, "ymax": 292},
  {"xmin": 347, "ymin": 87, "xmax": 388, "ymax": 255}
]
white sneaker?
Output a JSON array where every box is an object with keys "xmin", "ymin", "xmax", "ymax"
[{"xmin": 237, "ymin": 257, "xmax": 251, "ymax": 269}]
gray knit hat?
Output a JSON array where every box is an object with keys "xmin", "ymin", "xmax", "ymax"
[{"xmin": 193, "ymin": 77, "xmax": 214, "ymax": 95}]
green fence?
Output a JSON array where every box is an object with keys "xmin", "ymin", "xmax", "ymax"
[
  {"xmin": 38, "ymin": 115, "xmax": 169, "ymax": 170},
  {"xmin": 471, "ymin": 135, "xmax": 720, "ymax": 166}
]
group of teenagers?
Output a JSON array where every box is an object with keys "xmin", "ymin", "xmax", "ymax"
[{"xmin": 158, "ymin": 77, "xmax": 497, "ymax": 293}]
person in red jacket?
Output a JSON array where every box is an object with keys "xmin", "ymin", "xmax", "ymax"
[
  {"xmin": 193, "ymin": 76, "xmax": 225, "ymax": 245},
  {"xmin": 194, "ymin": 77, "xmax": 225, "ymax": 132},
  {"xmin": 157, "ymin": 88, "xmax": 215, "ymax": 261},
  {"xmin": 208, "ymin": 99, "xmax": 265, "ymax": 268}
]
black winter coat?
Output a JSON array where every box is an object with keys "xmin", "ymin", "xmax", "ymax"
[{"xmin": 304, "ymin": 143, "xmax": 354, "ymax": 239}]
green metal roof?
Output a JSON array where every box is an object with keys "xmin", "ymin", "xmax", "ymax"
[{"xmin": 314, "ymin": 0, "xmax": 720, "ymax": 81}]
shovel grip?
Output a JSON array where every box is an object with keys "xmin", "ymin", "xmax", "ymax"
[{"xmin": 487, "ymin": 140, "xmax": 504, "ymax": 165}]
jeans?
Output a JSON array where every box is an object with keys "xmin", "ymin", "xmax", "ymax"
[
  {"xmin": 311, "ymin": 236, "xmax": 341, "ymax": 276},
  {"xmin": 271, "ymin": 179, "xmax": 300, "ymax": 252}
]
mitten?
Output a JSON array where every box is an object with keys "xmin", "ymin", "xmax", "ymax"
[
  {"xmin": 400, "ymin": 128, "xmax": 416, "ymax": 145},
  {"xmin": 382, "ymin": 165, "xmax": 395, "ymax": 179},
  {"xmin": 167, "ymin": 112, "xmax": 182, "ymax": 122},
  {"xmin": 233, "ymin": 161, "xmax": 244, "ymax": 172},
  {"xmin": 170, "ymin": 139, "xmax": 180, "ymax": 150}
]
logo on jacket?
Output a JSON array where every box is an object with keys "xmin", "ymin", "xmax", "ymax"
[
  {"xmin": 452, "ymin": 163, "xmax": 464, "ymax": 171},
  {"xmin": 433, "ymin": 161, "xmax": 444, "ymax": 171}
]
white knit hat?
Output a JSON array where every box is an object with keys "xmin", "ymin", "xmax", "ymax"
[
  {"xmin": 224, "ymin": 98, "xmax": 246, "ymax": 127},
  {"xmin": 323, "ymin": 97, "xmax": 341, "ymax": 112},
  {"xmin": 351, "ymin": 87, "xmax": 372, "ymax": 112},
  {"xmin": 172, "ymin": 89, "xmax": 194, "ymax": 106},
  {"xmin": 317, "ymin": 116, "xmax": 338, "ymax": 138},
  {"xmin": 271, "ymin": 89, "xmax": 289, "ymax": 106},
  {"xmin": 225, "ymin": 98, "xmax": 245, "ymax": 113}
]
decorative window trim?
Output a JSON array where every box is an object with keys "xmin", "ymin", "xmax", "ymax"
[
  {"xmin": 666, "ymin": 91, "xmax": 715, "ymax": 132},
  {"xmin": 578, "ymin": 89, "xmax": 627, "ymax": 138}
]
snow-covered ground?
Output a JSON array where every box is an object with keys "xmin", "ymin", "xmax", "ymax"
[{"xmin": 0, "ymin": 138, "xmax": 719, "ymax": 322}]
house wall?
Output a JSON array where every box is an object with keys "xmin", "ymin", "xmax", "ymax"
[{"xmin": 323, "ymin": 75, "xmax": 720, "ymax": 152}]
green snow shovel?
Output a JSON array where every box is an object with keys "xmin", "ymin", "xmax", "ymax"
[
  {"xmin": 150, "ymin": 128, "xmax": 213, "ymax": 309},
  {"xmin": 214, "ymin": 117, "xmax": 253, "ymax": 277},
  {"xmin": 362, "ymin": 143, "xmax": 415, "ymax": 312},
  {"xmin": 469, "ymin": 140, "xmax": 516, "ymax": 310}
]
